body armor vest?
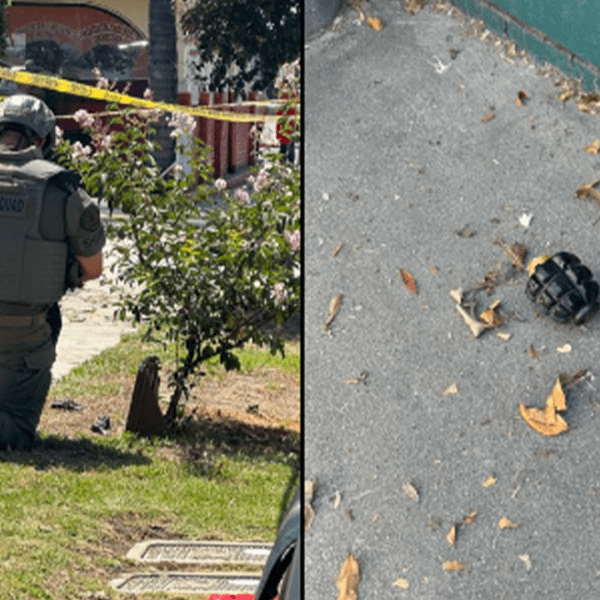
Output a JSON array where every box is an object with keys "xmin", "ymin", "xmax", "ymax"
[{"xmin": 0, "ymin": 148, "xmax": 68, "ymax": 305}]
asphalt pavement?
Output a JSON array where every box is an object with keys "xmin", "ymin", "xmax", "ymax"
[{"xmin": 305, "ymin": 2, "xmax": 600, "ymax": 599}]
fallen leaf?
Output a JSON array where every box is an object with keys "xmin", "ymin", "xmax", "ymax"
[
  {"xmin": 557, "ymin": 343, "xmax": 572, "ymax": 354},
  {"xmin": 549, "ymin": 376, "xmax": 567, "ymax": 411},
  {"xmin": 449, "ymin": 288, "xmax": 463, "ymax": 304},
  {"xmin": 586, "ymin": 140, "xmax": 600, "ymax": 154},
  {"xmin": 456, "ymin": 304, "xmax": 491, "ymax": 337},
  {"xmin": 528, "ymin": 344, "xmax": 540, "ymax": 360},
  {"xmin": 367, "ymin": 16, "xmax": 384, "ymax": 30},
  {"xmin": 402, "ymin": 481, "xmax": 420, "ymax": 502},
  {"xmin": 442, "ymin": 560, "xmax": 466, "ymax": 571},
  {"xmin": 482, "ymin": 475, "xmax": 497, "ymax": 488},
  {"xmin": 575, "ymin": 180, "xmax": 600, "ymax": 205},
  {"xmin": 336, "ymin": 554, "xmax": 360, "ymax": 600},
  {"xmin": 446, "ymin": 524, "xmax": 457, "ymax": 546},
  {"xmin": 480, "ymin": 300, "xmax": 504, "ymax": 327},
  {"xmin": 399, "ymin": 269, "xmax": 418, "ymax": 294},
  {"xmin": 516, "ymin": 90, "xmax": 530, "ymax": 106},
  {"xmin": 481, "ymin": 113, "xmax": 496, "ymax": 122},
  {"xmin": 324, "ymin": 293, "xmax": 344, "ymax": 332},
  {"xmin": 518, "ymin": 553, "xmax": 532, "ymax": 571},
  {"xmin": 503, "ymin": 242, "xmax": 527, "ymax": 270},
  {"xmin": 443, "ymin": 383, "xmax": 459, "ymax": 396},
  {"xmin": 305, "ymin": 479, "xmax": 317, "ymax": 529},
  {"xmin": 496, "ymin": 331, "xmax": 512, "ymax": 341},
  {"xmin": 463, "ymin": 510, "xmax": 478, "ymax": 525},
  {"xmin": 499, "ymin": 516, "xmax": 519, "ymax": 529},
  {"xmin": 331, "ymin": 244, "xmax": 343, "ymax": 257},
  {"xmin": 344, "ymin": 371, "xmax": 368, "ymax": 385},
  {"xmin": 393, "ymin": 578, "xmax": 410, "ymax": 590},
  {"xmin": 404, "ymin": 0, "xmax": 426, "ymax": 14},
  {"xmin": 372, "ymin": 512, "xmax": 380, "ymax": 523},
  {"xmin": 519, "ymin": 403, "xmax": 569, "ymax": 436}
]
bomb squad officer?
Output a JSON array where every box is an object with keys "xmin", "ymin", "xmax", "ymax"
[{"xmin": 0, "ymin": 94, "xmax": 105, "ymax": 450}]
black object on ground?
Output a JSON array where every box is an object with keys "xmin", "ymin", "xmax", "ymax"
[
  {"xmin": 526, "ymin": 252, "xmax": 600, "ymax": 325},
  {"xmin": 91, "ymin": 415, "xmax": 110, "ymax": 435},
  {"xmin": 50, "ymin": 399, "xmax": 85, "ymax": 411}
]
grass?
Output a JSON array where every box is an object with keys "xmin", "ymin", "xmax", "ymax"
[
  {"xmin": 49, "ymin": 329, "xmax": 300, "ymax": 398},
  {"xmin": 0, "ymin": 330, "xmax": 300, "ymax": 600}
]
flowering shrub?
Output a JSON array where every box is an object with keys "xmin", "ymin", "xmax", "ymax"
[{"xmin": 56, "ymin": 94, "xmax": 300, "ymax": 424}]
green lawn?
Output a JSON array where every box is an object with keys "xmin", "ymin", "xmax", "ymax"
[{"xmin": 0, "ymin": 331, "xmax": 300, "ymax": 600}]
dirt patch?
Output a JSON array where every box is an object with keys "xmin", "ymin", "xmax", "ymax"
[{"xmin": 40, "ymin": 364, "xmax": 300, "ymax": 449}]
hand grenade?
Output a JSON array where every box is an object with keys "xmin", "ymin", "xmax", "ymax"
[{"xmin": 525, "ymin": 251, "xmax": 600, "ymax": 325}]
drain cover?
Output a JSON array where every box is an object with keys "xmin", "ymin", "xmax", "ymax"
[
  {"xmin": 127, "ymin": 541, "xmax": 272, "ymax": 565},
  {"xmin": 111, "ymin": 572, "xmax": 261, "ymax": 594}
]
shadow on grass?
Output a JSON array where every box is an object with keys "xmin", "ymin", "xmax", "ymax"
[
  {"xmin": 0, "ymin": 435, "xmax": 152, "ymax": 471},
  {"xmin": 173, "ymin": 414, "xmax": 300, "ymax": 462}
]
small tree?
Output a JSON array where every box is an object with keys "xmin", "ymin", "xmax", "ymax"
[
  {"xmin": 56, "ymin": 89, "xmax": 300, "ymax": 425},
  {"xmin": 181, "ymin": 0, "xmax": 300, "ymax": 96}
]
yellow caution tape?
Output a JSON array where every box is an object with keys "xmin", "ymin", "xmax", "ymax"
[{"xmin": 0, "ymin": 67, "xmax": 281, "ymax": 123}]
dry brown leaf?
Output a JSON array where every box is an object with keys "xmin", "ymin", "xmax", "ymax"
[
  {"xmin": 482, "ymin": 475, "xmax": 497, "ymax": 488},
  {"xmin": 463, "ymin": 510, "xmax": 478, "ymax": 525},
  {"xmin": 443, "ymin": 383, "xmax": 459, "ymax": 396},
  {"xmin": 519, "ymin": 403, "xmax": 569, "ymax": 436},
  {"xmin": 586, "ymin": 140, "xmax": 600, "ymax": 154},
  {"xmin": 498, "ymin": 516, "xmax": 519, "ymax": 530},
  {"xmin": 442, "ymin": 560, "xmax": 466, "ymax": 572},
  {"xmin": 324, "ymin": 293, "xmax": 344, "ymax": 332},
  {"xmin": 402, "ymin": 481, "xmax": 420, "ymax": 502},
  {"xmin": 480, "ymin": 300, "xmax": 504, "ymax": 327},
  {"xmin": 446, "ymin": 524, "xmax": 457, "ymax": 546},
  {"xmin": 392, "ymin": 578, "xmax": 410, "ymax": 590},
  {"xmin": 331, "ymin": 244, "xmax": 343, "ymax": 257},
  {"xmin": 336, "ymin": 554, "xmax": 360, "ymax": 600},
  {"xmin": 404, "ymin": 0, "xmax": 426, "ymax": 14},
  {"xmin": 399, "ymin": 269, "xmax": 418, "ymax": 294},
  {"xmin": 456, "ymin": 305, "xmax": 491, "ymax": 337},
  {"xmin": 575, "ymin": 180, "xmax": 600, "ymax": 205},
  {"xmin": 481, "ymin": 113, "xmax": 496, "ymax": 123},
  {"xmin": 367, "ymin": 16, "xmax": 384, "ymax": 30},
  {"xmin": 504, "ymin": 242, "xmax": 527, "ymax": 271},
  {"xmin": 550, "ymin": 376, "xmax": 567, "ymax": 412},
  {"xmin": 528, "ymin": 344, "xmax": 540, "ymax": 360}
]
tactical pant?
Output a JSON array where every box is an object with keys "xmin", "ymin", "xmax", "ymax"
[{"xmin": 0, "ymin": 317, "xmax": 55, "ymax": 451}]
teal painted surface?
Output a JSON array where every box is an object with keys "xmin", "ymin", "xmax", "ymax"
[
  {"xmin": 488, "ymin": 0, "xmax": 600, "ymax": 70},
  {"xmin": 450, "ymin": 0, "xmax": 600, "ymax": 90}
]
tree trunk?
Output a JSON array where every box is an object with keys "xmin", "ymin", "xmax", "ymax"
[{"xmin": 149, "ymin": 0, "xmax": 177, "ymax": 172}]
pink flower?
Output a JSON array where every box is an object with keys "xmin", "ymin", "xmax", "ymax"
[
  {"xmin": 143, "ymin": 88, "xmax": 154, "ymax": 100},
  {"xmin": 73, "ymin": 109, "xmax": 95, "ymax": 129},
  {"xmin": 55, "ymin": 126, "xmax": 64, "ymax": 144},
  {"xmin": 234, "ymin": 188, "xmax": 250, "ymax": 205},
  {"xmin": 253, "ymin": 169, "xmax": 271, "ymax": 192},
  {"xmin": 215, "ymin": 178, "xmax": 227, "ymax": 191},
  {"xmin": 72, "ymin": 140, "xmax": 92, "ymax": 162},
  {"xmin": 284, "ymin": 230, "xmax": 300, "ymax": 252}
]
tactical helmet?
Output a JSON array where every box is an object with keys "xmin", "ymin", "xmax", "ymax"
[{"xmin": 0, "ymin": 94, "xmax": 56, "ymax": 157}]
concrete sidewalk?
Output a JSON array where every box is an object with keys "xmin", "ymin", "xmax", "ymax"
[
  {"xmin": 53, "ymin": 241, "xmax": 135, "ymax": 381},
  {"xmin": 305, "ymin": 2, "xmax": 600, "ymax": 599}
]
